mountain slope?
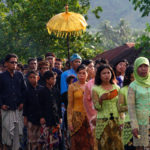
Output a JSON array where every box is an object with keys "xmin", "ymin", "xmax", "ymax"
[{"xmin": 87, "ymin": 0, "xmax": 150, "ymax": 30}]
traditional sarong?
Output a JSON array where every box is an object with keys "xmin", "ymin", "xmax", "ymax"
[
  {"xmin": 70, "ymin": 111, "xmax": 85, "ymax": 136},
  {"xmin": 144, "ymin": 118, "xmax": 150, "ymax": 150},
  {"xmin": 27, "ymin": 122, "xmax": 40, "ymax": 150},
  {"xmin": 97, "ymin": 119, "xmax": 124, "ymax": 150},
  {"xmin": 1, "ymin": 109, "xmax": 23, "ymax": 150},
  {"xmin": 38, "ymin": 124, "xmax": 61, "ymax": 150},
  {"xmin": 92, "ymin": 127, "xmax": 98, "ymax": 150},
  {"xmin": 70, "ymin": 117, "xmax": 94, "ymax": 150},
  {"xmin": 122, "ymin": 122, "xmax": 133, "ymax": 145}
]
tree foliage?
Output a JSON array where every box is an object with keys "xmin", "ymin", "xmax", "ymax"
[
  {"xmin": 0, "ymin": 0, "xmax": 103, "ymax": 62},
  {"xmin": 134, "ymin": 23, "xmax": 150, "ymax": 58},
  {"xmin": 96, "ymin": 19, "xmax": 140, "ymax": 50},
  {"xmin": 91, "ymin": 6, "xmax": 102, "ymax": 19},
  {"xmin": 129, "ymin": 0, "xmax": 150, "ymax": 17},
  {"xmin": 129, "ymin": 0, "xmax": 150, "ymax": 58}
]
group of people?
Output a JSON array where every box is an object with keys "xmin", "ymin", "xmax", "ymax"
[{"xmin": 0, "ymin": 51, "xmax": 150, "ymax": 150}]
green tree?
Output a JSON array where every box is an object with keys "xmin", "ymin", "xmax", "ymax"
[
  {"xmin": 0, "ymin": 0, "xmax": 103, "ymax": 62},
  {"xmin": 129, "ymin": 0, "xmax": 150, "ymax": 57},
  {"xmin": 134, "ymin": 23, "xmax": 150, "ymax": 58},
  {"xmin": 96, "ymin": 19, "xmax": 139, "ymax": 50},
  {"xmin": 129, "ymin": 0, "xmax": 150, "ymax": 17}
]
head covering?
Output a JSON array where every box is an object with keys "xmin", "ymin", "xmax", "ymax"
[
  {"xmin": 70, "ymin": 53, "xmax": 82, "ymax": 62},
  {"xmin": 45, "ymin": 52, "xmax": 55, "ymax": 58},
  {"xmin": 134, "ymin": 57, "xmax": 150, "ymax": 87}
]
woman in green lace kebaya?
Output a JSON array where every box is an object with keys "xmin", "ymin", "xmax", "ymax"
[
  {"xmin": 128, "ymin": 57, "xmax": 150, "ymax": 150},
  {"xmin": 92, "ymin": 64, "xmax": 124, "ymax": 150},
  {"xmin": 117, "ymin": 66, "xmax": 136, "ymax": 150}
]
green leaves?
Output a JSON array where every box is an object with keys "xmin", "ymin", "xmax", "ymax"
[
  {"xmin": 134, "ymin": 23, "xmax": 150, "ymax": 58},
  {"xmin": 96, "ymin": 19, "xmax": 138, "ymax": 50},
  {"xmin": 92, "ymin": 6, "xmax": 102, "ymax": 19},
  {"xmin": 129, "ymin": 0, "xmax": 150, "ymax": 17},
  {"xmin": 0, "ymin": 0, "xmax": 104, "ymax": 62},
  {"xmin": 128, "ymin": 0, "xmax": 150, "ymax": 58}
]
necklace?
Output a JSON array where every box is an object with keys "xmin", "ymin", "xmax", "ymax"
[
  {"xmin": 78, "ymin": 81, "xmax": 85, "ymax": 91},
  {"xmin": 101, "ymin": 84, "xmax": 113, "ymax": 91}
]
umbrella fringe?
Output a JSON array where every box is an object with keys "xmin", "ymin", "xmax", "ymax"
[{"xmin": 48, "ymin": 30, "xmax": 85, "ymax": 38}]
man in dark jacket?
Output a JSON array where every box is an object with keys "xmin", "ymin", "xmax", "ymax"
[
  {"xmin": 38, "ymin": 71, "xmax": 62, "ymax": 150},
  {"xmin": 23, "ymin": 71, "xmax": 43, "ymax": 150},
  {"xmin": 0, "ymin": 54, "xmax": 26, "ymax": 150}
]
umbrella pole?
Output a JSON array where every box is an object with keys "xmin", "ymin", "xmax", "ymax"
[{"xmin": 67, "ymin": 34, "xmax": 70, "ymax": 68}]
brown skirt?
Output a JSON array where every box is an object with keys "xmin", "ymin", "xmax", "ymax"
[
  {"xmin": 71, "ymin": 117, "xmax": 94, "ymax": 150},
  {"xmin": 97, "ymin": 119, "xmax": 124, "ymax": 150}
]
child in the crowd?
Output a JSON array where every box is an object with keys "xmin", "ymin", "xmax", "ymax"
[
  {"xmin": 23, "ymin": 71, "xmax": 43, "ymax": 150},
  {"xmin": 66, "ymin": 75, "xmax": 76, "ymax": 85},
  {"xmin": 38, "ymin": 71, "xmax": 62, "ymax": 150}
]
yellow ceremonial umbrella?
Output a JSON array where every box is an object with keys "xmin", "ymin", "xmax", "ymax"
[{"xmin": 47, "ymin": 5, "xmax": 87, "ymax": 63}]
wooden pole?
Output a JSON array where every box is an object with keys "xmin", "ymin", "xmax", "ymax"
[{"xmin": 67, "ymin": 34, "xmax": 70, "ymax": 68}]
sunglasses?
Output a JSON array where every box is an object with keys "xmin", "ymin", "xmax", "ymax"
[
  {"xmin": 9, "ymin": 61, "xmax": 18, "ymax": 64},
  {"xmin": 42, "ymin": 67, "xmax": 49, "ymax": 70}
]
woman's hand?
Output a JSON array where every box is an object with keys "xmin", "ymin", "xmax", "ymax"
[
  {"xmin": 100, "ymin": 93, "xmax": 109, "ymax": 100},
  {"xmin": 132, "ymin": 128, "xmax": 139, "ymax": 138},
  {"xmin": 68, "ymin": 123, "xmax": 74, "ymax": 131},
  {"xmin": 99, "ymin": 90, "xmax": 118, "ymax": 105},
  {"xmin": 119, "ymin": 124, "xmax": 124, "ymax": 131},
  {"xmin": 91, "ymin": 117, "xmax": 96, "ymax": 127},
  {"xmin": 99, "ymin": 93, "xmax": 108, "ymax": 105}
]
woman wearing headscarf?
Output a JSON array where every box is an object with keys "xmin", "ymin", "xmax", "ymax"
[{"xmin": 128, "ymin": 57, "xmax": 150, "ymax": 150}]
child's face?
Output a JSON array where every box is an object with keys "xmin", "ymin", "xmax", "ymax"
[
  {"xmin": 70, "ymin": 78, "xmax": 74, "ymax": 84},
  {"xmin": 47, "ymin": 76, "xmax": 56, "ymax": 87},
  {"xmin": 28, "ymin": 73, "xmax": 38, "ymax": 86}
]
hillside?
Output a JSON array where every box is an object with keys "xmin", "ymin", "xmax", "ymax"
[{"xmin": 87, "ymin": 0, "xmax": 150, "ymax": 30}]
